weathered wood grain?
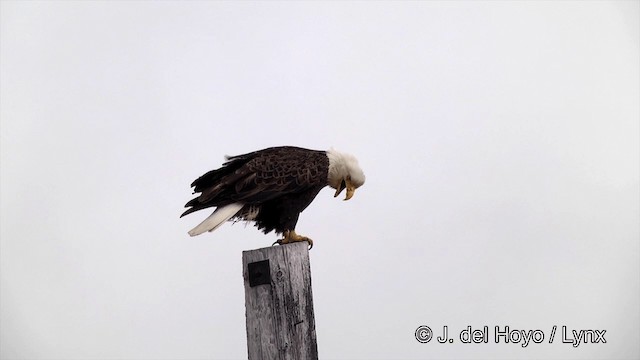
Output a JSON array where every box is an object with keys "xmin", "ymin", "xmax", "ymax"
[{"xmin": 242, "ymin": 242, "xmax": 318, "ymax": 360}]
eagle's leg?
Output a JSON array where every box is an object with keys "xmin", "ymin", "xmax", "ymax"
[{"xmin": 272, "ymin": 230, "xmax": 314, "ymax": 250}]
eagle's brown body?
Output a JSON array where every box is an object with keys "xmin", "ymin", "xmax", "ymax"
[{"xmin": 181, "ymin": 147, "xmax": 329, "ymax": 235}]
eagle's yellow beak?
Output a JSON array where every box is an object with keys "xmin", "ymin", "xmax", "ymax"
[{"xmin": 334, "ymin": 177, "xmax": 356, "ymax": 201}]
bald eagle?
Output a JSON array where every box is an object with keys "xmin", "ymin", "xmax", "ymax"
[{"xmin": 181, "ymin": 146, "xmax": 365, "ymax": 248}]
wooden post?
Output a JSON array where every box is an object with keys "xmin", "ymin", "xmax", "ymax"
[{"xmin": 242, "ymin": 242, "xmax": 318, "ymax": 360}]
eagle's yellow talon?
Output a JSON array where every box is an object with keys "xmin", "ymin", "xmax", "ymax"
[{"xmin": 275, "ymin": 230, "xmax": 314, "ymax": 250}]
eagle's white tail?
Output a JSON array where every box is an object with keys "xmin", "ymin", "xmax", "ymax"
[{"xmin": 188, "ymin": 203, "xmax": 244, "ymax": 237}]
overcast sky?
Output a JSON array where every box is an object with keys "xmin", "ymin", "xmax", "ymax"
[{"xmin": 1, "ymin": 1, "xmax": 638, "ymax": 359}]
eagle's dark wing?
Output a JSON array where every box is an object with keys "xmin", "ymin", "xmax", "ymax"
[{"xmin": 180, "ymin": 147, "xmax": 328, "ymax": 217}]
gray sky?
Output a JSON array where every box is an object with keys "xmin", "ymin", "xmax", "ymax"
[{"xmin": 1, "ymin": 1, "xmax": 638, "ymax": 359}]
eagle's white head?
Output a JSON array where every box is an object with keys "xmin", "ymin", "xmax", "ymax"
[{"xmin": 326, "ymin": 148, "xmax": 365, "ymax": 201}]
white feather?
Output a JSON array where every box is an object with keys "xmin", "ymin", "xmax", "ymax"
[
  {"xmin": 326, "ymin": 147, "xmax": 366, "ymax": 188},
  {"xmin": 188, "ymin": 203, "xmax": 244, "ymax": 237}
]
